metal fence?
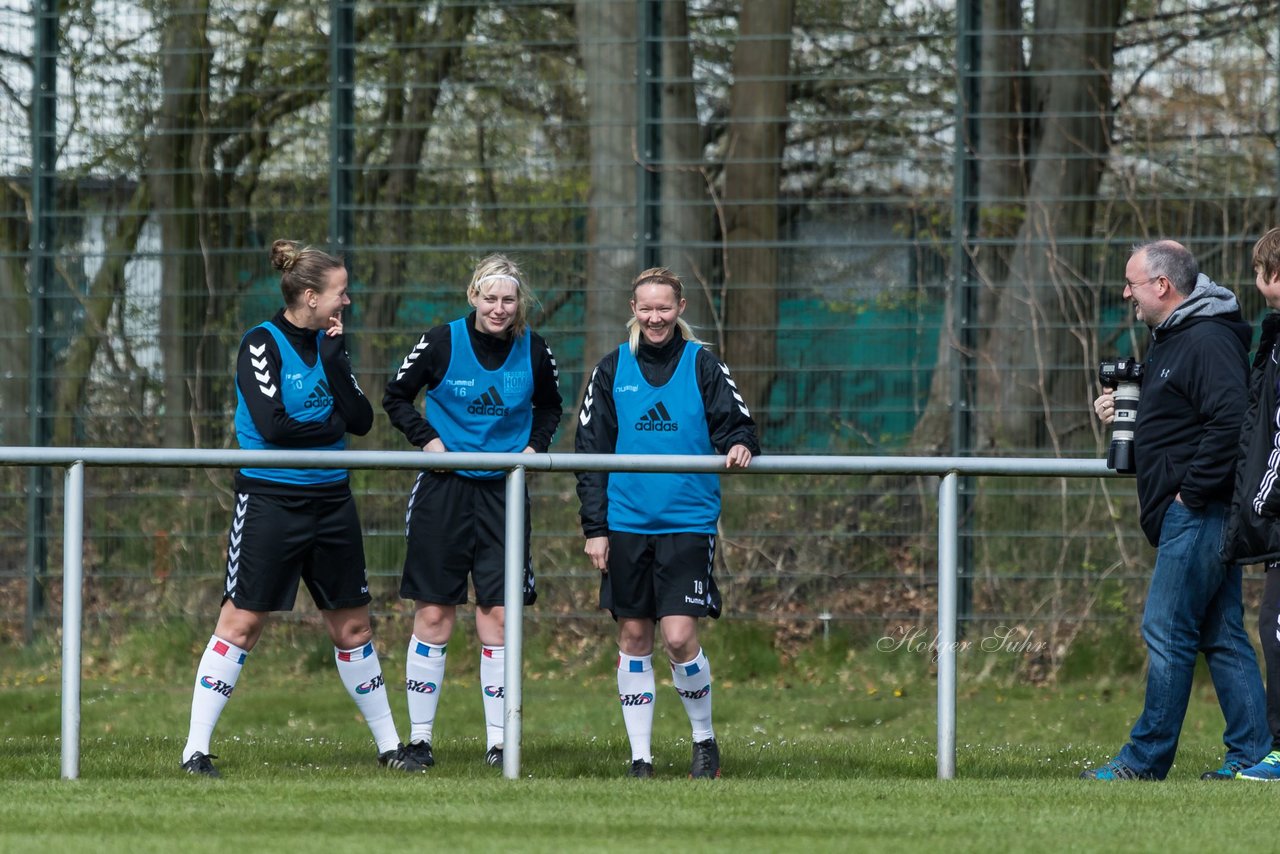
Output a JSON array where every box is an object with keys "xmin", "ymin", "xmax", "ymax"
[
  {"xmin": 1, "ymin": 2, "xmax": 1277, "ymax": 640},
  {"xmin": 16, "ymin": 445, "xmax": 1116, "ymax": 780}
]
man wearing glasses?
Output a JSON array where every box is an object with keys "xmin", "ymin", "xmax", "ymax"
[{"xmin": 1085, "ymin": 240, "xmax": 1268, "ymax": 781}]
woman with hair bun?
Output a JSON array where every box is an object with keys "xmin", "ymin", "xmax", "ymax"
[
  {"xmin": 179, "ymin": 239, "xmax": 422, "ymax": 777},
  {"xmin": 383, "ymin": 253, "xmax": 563, "ymax": 771},
  {"xmin": 575, "ymin": 267, "xmax": 759, "ymax": 780}
]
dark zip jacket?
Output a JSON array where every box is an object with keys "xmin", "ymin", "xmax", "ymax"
[
  {"xmin": 1133, "ymin": 274, "xmax": 1251, "ymax": 546},
  {"xmin": 1222, "ymin": 312, "xmax": 1280, "ymax": 564}
]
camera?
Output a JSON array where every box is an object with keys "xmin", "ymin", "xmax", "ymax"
[{"xmin": 1098, "ymin": 357, "xmax": 1143, "ymax": 474}]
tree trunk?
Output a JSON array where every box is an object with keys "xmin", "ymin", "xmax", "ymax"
[
  {"xmin": 52, "ymin": 182, "xmax": 151, "ymax": 445},
  {"xmin": 193, "ymin": 6, "xmax": 285, "ymax": 449},
  {"xmin": 575, "ymin": 0, "xmax": 638, "ymax": 366},
  {"xmin": 721, "ymin": 0, "xmax": 794, "ymax": 421},
  {"xmin": 912, "ymin": 0, "xmax": 1030, "ymax": 453},
  {"xmin": 976, "ymin": 0, "xmax": 1124, "ymax": 452},
  {"xmin": 659, "ymin": 0, "xmax": 715, "ymax": 340},
  {"xmin": 356, "ymin": 3, "xmax": 477, "ymax": 392},
  {"xmin": 0, "ymin": 180, "xmax": 31, "ymax": 445},
  {"xmin": 974, "ymin": 0, "xmax": 1029, "ymax": 319},
  {"xmin": 915, "ymin": 0, "xmax": 1125, "ymax": 453},
  {"xmin": 150, "ymin": 0, "xmax": 210, "ymax": 447}
]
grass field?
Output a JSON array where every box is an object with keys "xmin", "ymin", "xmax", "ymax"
[{"xmin": 3, "ymin": 618, "xmax": 1278, "ymax": 853}]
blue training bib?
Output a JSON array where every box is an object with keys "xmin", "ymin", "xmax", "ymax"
[
  {"xmin": 425, "ymin": 317, "xmax": 534, "ymax": 479},
  {"xmin": 234, "ymin": 322, "xmax": 346, "ymax": 486},
  {"xmin": 608, "ymin": 340, "xmax": 720, "ymax": 533}
]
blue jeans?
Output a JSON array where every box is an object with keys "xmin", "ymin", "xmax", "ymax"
[{"xmin": 1115, "ymin": 500, "xmax": 1269, "ymax": 778}]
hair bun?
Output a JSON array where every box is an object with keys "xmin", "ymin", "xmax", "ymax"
[{"xmin": 270, "ymin": 238, "xmax": 301, "ymax": 273}]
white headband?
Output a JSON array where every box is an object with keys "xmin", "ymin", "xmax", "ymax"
[{"xmin": 475, "ymin": 274, "xmax": 519, "ymax": 289}]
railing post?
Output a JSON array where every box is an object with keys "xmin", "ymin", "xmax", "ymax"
[
  {"xmin": 61, "ymin": 461, "xmax": 84, "ymax": 780},
  {"xmin": 936, "ymin": 471, "xmax": 958, "ymax": 779},
  {"xmin": 502, "ymin": 465, "xmax": 526, "ymax": 779}
]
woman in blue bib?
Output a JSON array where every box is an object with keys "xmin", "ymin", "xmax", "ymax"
[
  {"xmin": 575, "ymin": 267, "xmax": 759, "ymax": 780},
  {"xmin": 384, "ymin": 253, "xmax": 563, "ymax": 770},
  {"xmin": 180, "ymin": 239, "xmax": 421, "ymax": 778}
]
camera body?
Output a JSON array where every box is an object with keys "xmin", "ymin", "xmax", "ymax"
[{"xmin": 1098, "ymin": 357, "xmax": 1143, "ymax": 474}]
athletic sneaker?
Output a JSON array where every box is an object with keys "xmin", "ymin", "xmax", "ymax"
[
  {"xmin": 628, "ymin": 759, "xmax": 654, "ymax": 779},
  {"xmin": 378, "ymin": 743, "xmax": 429, "ymax": 773},
  {"xmin": 180, "ymin": 751, "xmax": 220, "ymax": 778},
  {"xmin": 485, "ymin": 746, "xmax": 503, "ymax": 768},
  {"xmin": 1078, "ymin": 759, "xmax": 1150, "ymax": 781},
  {"xmin": 1200, "ymin": 759, "xmax": 1248, "ymax": 780},
  {"xmin": 1237, "ymin": 750, "xmax": 1280, "ymax": 781},
  {"xmin": 403, "ymin": 739, "xmax": 435, "ymax": 768},
  {"xmin": 689, "ymin": 738, "xmax": 721, "ymax": 779}
]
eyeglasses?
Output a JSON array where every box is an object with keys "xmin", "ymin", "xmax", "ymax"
[{"xmin": 1124, "ymin": 275, "xmax": 1162, "ymax": 289}]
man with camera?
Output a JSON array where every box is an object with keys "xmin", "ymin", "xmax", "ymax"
[{"xmin": 1086, "ymin": 240, "xmax": 1268, "ymax": 781}]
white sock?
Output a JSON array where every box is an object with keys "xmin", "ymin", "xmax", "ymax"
[
  {"xmin": 671, "ymin": 648, "xmax": 714, "ymax": 743},
  {"xmin": 334, "ymin": 642, "xmax": 400, "ymax": 755},
  {"xmin": 406, "ymin": 636, "xmax": 446, "ymax": 745},
  {"xmin": 617, "ymin": 651, "xmax": 655, "ymax": 762},
  {"xmin": 481, "ymin": 645, "xmax": 505, "ymax": 750},
  {"xmin": 182, "ymin": 636, "xmax": 247, "ymax": 763}
]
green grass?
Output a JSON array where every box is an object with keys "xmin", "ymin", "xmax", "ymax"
[{"xmin": 2, "ymin": 619, "xmax": 1278, "ymax": 852}]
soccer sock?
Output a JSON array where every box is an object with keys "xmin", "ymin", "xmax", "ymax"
[
  {"xmin": 182, "ymin": 636, "xmax": 247, "ymax": 763},
  {"xmin": 406, "ymin": 636, "xmax": 447, "ymax": 745},
  {"xmin": 334, "ymin": 642, "xmax": 400, "ymax": 755},
  {"xmin": 481, "ymin": 645, "xmax": 505, "ymax": 750},
  {"xmin": 671, "ymin": 648, "xmax": 714, "ymax": 743},
  {"xmin": 617, "ymin": 651, "xmax": 655, "ymax": 763}
]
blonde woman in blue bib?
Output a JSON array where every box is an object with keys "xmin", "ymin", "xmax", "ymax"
[
  {"xmin": 575, "ymin": 267, "xmax": 759, "ymax": 779},
  {"xmin": 384, "ymin": 253, "xmax": 563, "ymax": 770}
]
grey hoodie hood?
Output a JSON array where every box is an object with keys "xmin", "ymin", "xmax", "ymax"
[{"xmin": 1157, "ymin": 273, "xmax": 1240, "ymax": 330}]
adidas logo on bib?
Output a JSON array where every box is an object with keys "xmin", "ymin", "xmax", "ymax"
[
  {"xmin": 467, "ymin": 386, "xmax": 510, "ymax": 417},
  {"xmin": 634, "ymin": 401, "xmax": 679, "ymax": 432},
  {"xmin": 304, "ymin": 378, "xmax": 333, "ymax": 409}
]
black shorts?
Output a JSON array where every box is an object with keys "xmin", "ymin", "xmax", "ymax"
[
  {"xmin": 399, "ymin": 472, "xmax": 535, "ymax": 607},
  {"xmin": 601, "ymin": 530, "xmax": 720, "ymax": 621},
  {"xmin": 223, "ymin": 491, "xmax": 370, "ymax": 612}
]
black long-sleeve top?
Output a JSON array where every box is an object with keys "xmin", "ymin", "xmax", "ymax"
[
  {"xmin": 382, "ymin": 311, "xmax": 563, "ymax": 451},
  {"xmin": 1131, "ymin": 279, "xmax": 1250, "ymax": 545},
  {"xmin": 574, "ymin": 334, "xmax": 761, "ymax": 538},
  {"xmin": 233, "ymin": 309, "xmax": 374, "ymax": 495}
]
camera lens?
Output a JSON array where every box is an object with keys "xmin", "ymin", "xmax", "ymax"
[{"xmin": 1107, "ymin": 379, "xmax": 1140, "ymax": 473}]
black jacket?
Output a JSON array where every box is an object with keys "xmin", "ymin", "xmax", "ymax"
[
  {"xmin": 574, "ymin": 335, "xmax": 761, "ymax": 539},
  {"xmin": 382, "ymin": 311, "xmax": 563, "ymax": 452},
  {"xmin": 1222, "ymin": 312, "xmax": 1280, "ymax": 564},
  {"xmin": 1132, "ymin": 276, "xmax": 1251, "ymax": 546}
]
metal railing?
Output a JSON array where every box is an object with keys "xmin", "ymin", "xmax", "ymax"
[{"xmin": 3, "ymin": 446, "xmax": 1118, "ymax": 781}]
